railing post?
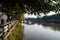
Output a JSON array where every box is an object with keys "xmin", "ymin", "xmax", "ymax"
[
  {"xmin": 0, "ymin": 19, "xmax": 4, "ymax": 40},
  {"xmin": 8, "ymin": 21, "xmax": 10, "ymax": 32},
  {"xmin": 8, "ymin": 21, "xmax": 11, "ymax": 32}
]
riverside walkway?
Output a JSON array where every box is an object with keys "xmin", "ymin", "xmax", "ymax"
[{"xmin": 0, "ymin": 20, "xmax": 18, "ymax": 40}]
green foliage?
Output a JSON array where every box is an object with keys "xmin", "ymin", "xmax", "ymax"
[
  {"xmin": 0, "ymin": 0, "xmax": 60, "ymax": 16},
  {"xmin": 5, "ymin": 22, "xmax": 24, "ymax": 40}
]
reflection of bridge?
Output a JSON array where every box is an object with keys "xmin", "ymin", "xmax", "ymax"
[
  {"xmin": 0, "ymin": 20, "xmax": 18, "ymax": 40},
  {"xmin": 23, "ymin": 18, "xmax": 37, "ymax": 24},
  {"xmin": 23, "ymin": 20, "xmax": 33, "ymax": 24}
]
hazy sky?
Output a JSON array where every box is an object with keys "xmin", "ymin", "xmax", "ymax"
[{"xmin": 24, "ymin": 11, "xmax": 56, "ymax": 18}]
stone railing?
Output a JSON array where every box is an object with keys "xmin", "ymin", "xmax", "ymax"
[{"xmin": 0, "ymin": 20, "xmax": 17, "ymax": 40}]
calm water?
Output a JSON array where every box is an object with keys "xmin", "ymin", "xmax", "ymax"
[{"xmin": 22, "ymin": 23, "xmax": 60, "ymax": 40}]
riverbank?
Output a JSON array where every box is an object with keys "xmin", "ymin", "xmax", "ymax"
[{"xmin": 5, "ymin": 22, "xmax": 24, "ymax": 40}]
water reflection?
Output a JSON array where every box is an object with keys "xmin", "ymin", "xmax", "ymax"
[
  {"xmin": 37, "ymin": 22, "xmax": 60, "ymax": 31},
  {"xmin": 23, "ymin": 22, "xmax": 60, "ymax": 40}
]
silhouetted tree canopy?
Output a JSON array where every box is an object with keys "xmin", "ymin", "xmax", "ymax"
[{"xmin": 0, "ymin": 0, "xmax": 60, "ymax": 19}]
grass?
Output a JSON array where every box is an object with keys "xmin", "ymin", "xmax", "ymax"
[{"xmin": 5, "ymin": 22, "xmax": 24, "ymax": 40}]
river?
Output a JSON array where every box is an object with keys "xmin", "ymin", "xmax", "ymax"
[{"xmin": 22, "ymin": 22, "xmax": 60, "ymax": 40}]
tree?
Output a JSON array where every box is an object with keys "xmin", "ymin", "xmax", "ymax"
[{"xmin": 0, "ymin": 0, "xmax": 60, "ymax": 20}]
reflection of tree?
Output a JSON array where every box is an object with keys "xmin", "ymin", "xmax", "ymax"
[
  {"xmin": 39, "ymin": 22, "xmax": 60, "ymax": 31},
  {"xmin": 24, "ymin": 18, "xmax": 60, "ymax": 31}
]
